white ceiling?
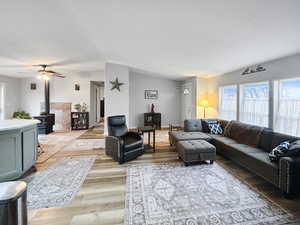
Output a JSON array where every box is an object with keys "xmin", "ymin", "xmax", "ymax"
[{"xmin": 1, "ymin": 0, "xmax": 300, "ymax": 79}]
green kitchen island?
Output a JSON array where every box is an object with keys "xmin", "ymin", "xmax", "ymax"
[{"xmin": 0, "ymin": 119, "xmax": 40, "ymax": 181}]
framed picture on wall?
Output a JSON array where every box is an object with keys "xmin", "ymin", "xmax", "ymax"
[
  {"xmin": 144, "ymin": 90, "xmax": 158, "ymax": 99},
  {"xmin": 75, "ymin": 84, "xmax": 80, "ymax": 91},
  {"xmin": 30, "ymin": 83, "xmax": 37, "ymax": 90}
]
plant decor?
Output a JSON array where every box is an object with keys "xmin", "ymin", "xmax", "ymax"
[{"xmin": 13, "ymin": 111, "xmax": 32, "ymax": 119}]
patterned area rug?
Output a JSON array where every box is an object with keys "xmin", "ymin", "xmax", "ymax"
[
  {"xmin": 63, "ymin": 139, "xmax": 105, "ymax": 151},
  {"xmin": 77, "ymin": 126, "xmax": 104, "ymax": 139},
  {"xmin": 125, "ymin": 163, "xmax": 295, "ymax": 225},
  {"xmin": 37, "ymin": 131, "xmax": 85, "ymax": 163},
  {"xmin": 27, "ymin": 156, "xmax": 96, "ymax": 209}
]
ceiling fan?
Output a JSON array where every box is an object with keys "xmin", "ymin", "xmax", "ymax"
[{"xmin": 35, "ymin": 64, "xmax": 66, "ymax": 80}]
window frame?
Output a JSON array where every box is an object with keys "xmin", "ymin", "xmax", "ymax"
[
  {"xmin": 239, "ymin": 81, "xmax": 270, "ymax": 127},
  {"xmin": 273, "ymin": 77, "xmax": 300, "ymax": 136},
  {"xmin": 218, "ymin": 85, "xmax": 238, "ymax": 121}
]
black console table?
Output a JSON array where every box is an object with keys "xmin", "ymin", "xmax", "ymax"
[
  {"xmin": 144, "ymin": 113, "xmax": 161, "ymax": 129},
  {"xmin": 71, "ymin": 112, "xmax": 89, "ymax": 130}
]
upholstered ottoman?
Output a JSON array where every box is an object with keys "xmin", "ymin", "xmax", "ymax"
[
  {"xmin": 169, "ymin": 131, "xmax": 212, "ymax": 146},
  {"xmin": 176, "ymin": 140, "xmax": 216, "ymax": 166}
]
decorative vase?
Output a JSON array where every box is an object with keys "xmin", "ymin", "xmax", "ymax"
[{"xmin": 151, "ymin": 104, "xmax": 155, "ymax": 113}]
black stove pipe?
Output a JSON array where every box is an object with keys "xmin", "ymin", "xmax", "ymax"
[{"xmin": 44, "ymin": 80, "xmax": 50, "ymax": 115}]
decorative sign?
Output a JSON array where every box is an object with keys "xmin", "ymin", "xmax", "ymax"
[
  {"xmin": 110, "ymin": 77, "xmax": 124, "ymax": 91},
  {"xmin": 242, "ymin": 65, "xmax": 266, "ymax": 75},
  {"xmin": 145, "ymin": 90, "xmax": 158, "ymax": 99}
]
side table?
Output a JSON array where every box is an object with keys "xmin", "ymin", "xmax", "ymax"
[{"xmin": 138, "ymin": 126, "xmax": 156, "ymax": 152}]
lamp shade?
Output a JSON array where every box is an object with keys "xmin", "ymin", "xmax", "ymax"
[{"xmin": 199, "ymin": 99, "xmax": 209, "ymax": 107}]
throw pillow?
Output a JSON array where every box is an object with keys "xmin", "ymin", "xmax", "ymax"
[
  {"xmin": 208, "ymin": 123, "xmax": 223, "ymax": 135},
  {"xmin": 202, "ymin": 119, "xmax": 218, "ymax": 133},
  {"xmin": 269, "ymin": 141, "xmax": 290, "ymax": 162},
  {"xmin": 223, "ymin": 120, "xmax": 234, "ymax": 138},
  {"xmin": 284, "ymin": 140, "xmax": 300, "ymax": 157}
]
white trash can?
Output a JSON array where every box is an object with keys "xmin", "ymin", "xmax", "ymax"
[{"xmin": 0, "ymin": 181, "xmax": 27, "ymax": 225}]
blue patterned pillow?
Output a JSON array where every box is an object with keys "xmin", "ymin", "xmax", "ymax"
[
  {"xmin": 269, "ymin": 141, "xmax": 290, "ymax": 162},
  {"xmin": 208, "ymin": 123, "xmax": 223, "ymax": 135}
]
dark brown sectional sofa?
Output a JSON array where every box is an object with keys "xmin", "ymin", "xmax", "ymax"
[{"xmin": 169, "ymin": 119, "xmax": 300, "ymax": 198}]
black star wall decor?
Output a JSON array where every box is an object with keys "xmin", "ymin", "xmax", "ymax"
[{"xmin": 110, "ymin": 77, "xmax": 124, "ymax": 91}]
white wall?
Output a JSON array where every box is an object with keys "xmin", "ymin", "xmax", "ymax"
[
  {"xmin": 20, "ymin": 78, "xmax": 45, "ymax": 117},
  {"xmin": 0, "ymin": 75, "xmax": 21, "ymax": 119},
  {"xmin": 129, "ymin": 71, "xmax": 181, "ymax": 128},
  {"xmin": 180, "ymin": 77, "xmax": 198, "ymax": 123},
  {"xmin": 20, "ymin": 72, "xmax": 104, "ymax": 125},
  {"xmin": 104, "ymin": 63, "xmax": 130, "ymax": 131},
  {"xmin": 205, "ymin": 53, "xmax": 300, "ymax": 118}
]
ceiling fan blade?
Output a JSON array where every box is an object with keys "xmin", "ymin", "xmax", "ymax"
[
  {"xmin": 55, "ymin": 74, "xmax": 66, "ymax": 78},
  {"xmin": 44, "ymin": 70, "xmax": 65, "ymax": 77},
  {"xmin": 45, "ymin": 70, "xmax": 57, "ymax": 74},
  {"xmin": 32, "ymin": 64, "xmax": 47, "ymax": 67}
]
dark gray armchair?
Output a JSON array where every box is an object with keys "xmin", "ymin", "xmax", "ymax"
[{"xmin": 105, "ymin": 115, "xmax": 144, "ymax": 164}]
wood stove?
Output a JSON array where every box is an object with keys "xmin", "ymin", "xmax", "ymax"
[{"xmin": 33, "ymin": 79, "xmax": 55, "ymax": 134}]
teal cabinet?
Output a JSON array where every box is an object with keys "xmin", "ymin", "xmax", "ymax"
[
  {"xmin": 0, "ymin": 123, "xmax": 38, "ymax": 181},
  {"xmin": 0, "ymin": 131, "xmax": 22, "ymax": 181},
  {"xmin": 22, "ymin": 126, "xmax": 37, "ymax": 172}
]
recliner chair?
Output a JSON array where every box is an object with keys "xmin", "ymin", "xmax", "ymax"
[{"xmin": 105, "ymin": 115, "xmax": 144, "ymax": 164}]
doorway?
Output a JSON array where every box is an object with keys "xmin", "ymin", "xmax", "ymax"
[
  {"xmin": 90, "ymin": 81, "xmax": 104, "ymax": 127},
  {"xmin": 0, "ymin": 83, "xmax": 5, "ymax": 120}
]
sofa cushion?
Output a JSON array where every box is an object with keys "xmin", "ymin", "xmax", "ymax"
[
  {"xmin": 218, "ymin": 119, "xmax": 230, "ymax": 131},
  {"xmin": 246, "ymin": 152, "xmax": 279, "ymax": 185},
  {"xmin": 223, "ymin": 120, "xmax": 264, "ymax": 147},
  {"xmin": 184, "ymin": 119, "xmax": 203, "ymax": 132},
  {"xmin": 170, "ymin": 131, "xmax": 212, "ymax": 142},
  {"xmin": 258, "ymin": 128, "xmax": 273, "ymax": 152},
  {"xmin": 223, "ymin": 120, "xmax": 233, "ymax": 137},
  {"xmin": 210, "ymin": 135, "xmax": 237, "ymax": 145},
  {"xmin": 226, "ymin": 143, "xmax": 264, "ymax": 154}
]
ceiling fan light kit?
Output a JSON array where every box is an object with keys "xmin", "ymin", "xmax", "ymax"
[
  {"xmin": 37, "ymin": 74, "xmax": 50, "ymax": 80},
  {"xmin": 35, "ymin": 64, "xmax": 66, "ymax": 80}
]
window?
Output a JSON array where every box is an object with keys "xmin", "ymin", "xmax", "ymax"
[
  {"xmin": 239, "ymin": 82, "xmax": 269, "ymax": 127},
  {"xmin": 0, "ymin": 83, "xmax": 4, "ymax": 120},
  {"xmin": 274, "ymin": 78, "xmax": 300, "ymax": 136},
  {"xmin": 219, "ymin": 85, "xmax": 237, "ymax": 120}
]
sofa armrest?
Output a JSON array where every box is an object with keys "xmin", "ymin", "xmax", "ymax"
[
  {"xmin": 105, "ymin": 136, "xmax": 123, "ymax": 162},
  {"xmin": 279, "ymin": 156, "xmax": 300, "ymax": 196}
]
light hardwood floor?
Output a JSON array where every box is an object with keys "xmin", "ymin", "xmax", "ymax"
[{"xmin": 28, "ymin": 131, "xmax": 300, "ymax": 225}]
